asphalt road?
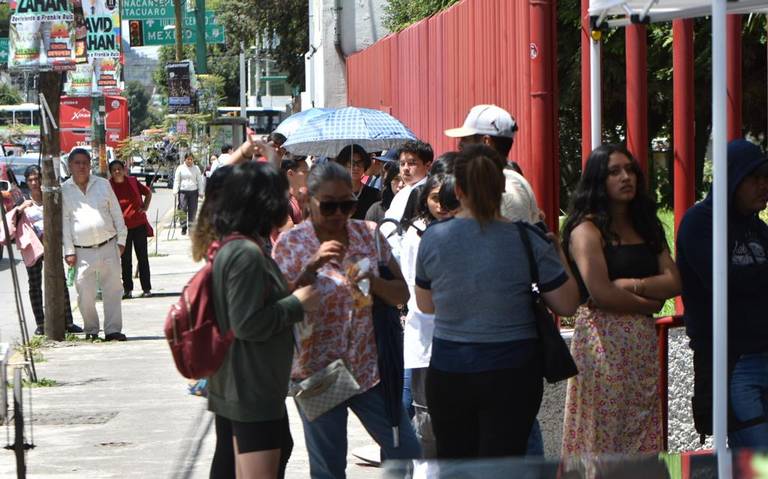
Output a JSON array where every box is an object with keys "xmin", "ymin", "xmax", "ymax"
[{"xmin": 0, "ymin": 184, "xmax": 176, "ymax": 345}]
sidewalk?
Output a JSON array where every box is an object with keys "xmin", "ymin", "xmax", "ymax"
[{"xmin": 0, "ymin": 226, "xmax": 382, "ymax": 478}]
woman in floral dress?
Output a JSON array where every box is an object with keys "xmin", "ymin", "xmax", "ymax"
[
  {"xmin": 272, "ymin": 161, "xmax": 420, "ymax": 479},
  {"xmin": 560, "ymin": 144, "xmax": 681, "ymax": 455}
]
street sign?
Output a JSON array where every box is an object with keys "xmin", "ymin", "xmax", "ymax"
[
  {"xmin": 122, "ymin": 0, "xmax": 174, "ymax": 20},
  {"xmin": 134, "ymin": 18, "xmax": 225, "ymax": 46},
  {"xmin": 0, "ymin": 38, "xmax": 8, "ymax": 64}
]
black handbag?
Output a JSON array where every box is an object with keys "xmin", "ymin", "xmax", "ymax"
[{"xmin": 517, "ymin": 223, "xmax": 579, "ymax": 384}]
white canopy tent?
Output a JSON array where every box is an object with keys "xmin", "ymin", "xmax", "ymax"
[{"xmin": 587, "ymin": 1, "xmax": 768, "ymax": 477}]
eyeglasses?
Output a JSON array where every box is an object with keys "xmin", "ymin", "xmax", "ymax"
[{"xmin": 316, "ymin": 199, "xmax": 357, "ymax": 216}]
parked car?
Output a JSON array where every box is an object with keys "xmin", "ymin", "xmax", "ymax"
[{"xmin": 3, "ymin": 156, "xmax": 39, "ymax": 192}]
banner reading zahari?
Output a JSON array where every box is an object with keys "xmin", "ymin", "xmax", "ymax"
[
  {"xmin": 8, "ymin": 0, "xmax": 77, "ymax": 71},
  {"xmin": 82, "ymin": 0, "xmax": 121, "ymax": 94}
]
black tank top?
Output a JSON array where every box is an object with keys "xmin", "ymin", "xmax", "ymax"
[{"xmin": 573, "ymin": 243, "xmax": 659, "ymax": 303}]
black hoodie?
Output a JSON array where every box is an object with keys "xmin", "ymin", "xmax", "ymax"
[{"xmin": 676, "ymin": 139, "xmax": 768, "ymax": 434}]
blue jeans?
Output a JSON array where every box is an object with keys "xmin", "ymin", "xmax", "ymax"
[
  {"xmin": 403, "ymin": 368, "xmax": 415, "ymax": 419},
  {"xmin": 729, "ymin": 352, "xmax": 768, "ymax": 449},
  {"xmin": 526, "ymin": 419, "xmax": 544, "ymax": 455},
  {"xmin": 297, "ymin": 383, "xmax": 422, "ymax": 479}
]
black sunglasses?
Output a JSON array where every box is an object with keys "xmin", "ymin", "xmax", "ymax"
[{"xmin": 317, "ymin": 199, "xmax": 357, "ymax": 216}]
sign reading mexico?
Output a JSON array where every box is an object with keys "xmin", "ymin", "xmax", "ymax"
[
  {"xmin": 8, "ymin": 0, "xmax": 77, "ymax": 71},
  {"xmin": 82, "ymin": 0, "xmax": 121, "ymax": 94}
]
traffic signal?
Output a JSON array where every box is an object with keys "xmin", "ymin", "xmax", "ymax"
[{"xmin": 129, "ymin": 21, "xmax": 143, "ymax": 47}]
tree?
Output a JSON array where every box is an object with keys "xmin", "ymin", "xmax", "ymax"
[
  {"xmin": 123, "ymin": 81, "xmax": 161, "ymax": 135},
  {"xmin": 383, "ymin": 0, "xmax": 459, "ymax": 32},
  {"xmin": 214, "ymin": 0, "xmax": 308, "ymax": 89},
  {"xmin": 0, "ymin": 83, "xmax": 23, "ymax": 105}
]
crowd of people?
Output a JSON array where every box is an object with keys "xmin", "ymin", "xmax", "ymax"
[
  {"xmin": 2, "ymin": 100, "xmax": 766, "ymax": 477},
  {"xmin": 179, "ymin": 102, "xmax": 768, "ymax": 479}
]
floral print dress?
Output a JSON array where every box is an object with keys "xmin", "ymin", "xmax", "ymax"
[
  {"xmin": 272, "ymin": 219, "xmax": 390, "ymax": 393},
  {"xmin": 562, "ymin": 243, "xmax": 663, "ymax": 456}
]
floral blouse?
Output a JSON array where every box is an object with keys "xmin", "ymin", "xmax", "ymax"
[{"xmin": 272, "ymin": 219, "xmax": 390, "ymax": 393}]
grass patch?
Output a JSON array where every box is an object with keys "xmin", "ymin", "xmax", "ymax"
[{"xmin": 7, "ymin": 377, "xmax": 57, "ymax": 388}]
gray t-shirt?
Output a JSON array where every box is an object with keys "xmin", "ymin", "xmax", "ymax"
[{"xmin": 415, "ymin": 218, "xmax": 567, "ymax": 343}]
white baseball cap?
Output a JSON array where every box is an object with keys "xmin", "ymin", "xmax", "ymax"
[{"xmin": 444, "ymin": 104, "xmax": 518, "ymax": 139}]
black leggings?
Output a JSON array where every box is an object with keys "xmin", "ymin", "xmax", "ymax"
[
  {"xmin": 210, "ymin": 415, "xmax": 293, "ymax": 479},
  {"xmin": 426, "ymin": 360, "xmax": 543, "ymax": 459}
]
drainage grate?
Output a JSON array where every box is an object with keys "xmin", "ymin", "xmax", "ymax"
[{"xmin": 30, "ymin": 411, "xmax": 118, "ymax": 425}]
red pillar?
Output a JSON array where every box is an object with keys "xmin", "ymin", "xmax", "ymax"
[
  {"xmin": 529, "ymin": 0, "xmax": 557, "ymax": 231},
  {"xmin": 727, "ymin": 15, "xmax": 743, "ymax": 141},
  {"xmin": 626, "ymin": 24, "xmax": 648, "ymax": 173},
  {"xmin": 581, "ymin": 0, "xmax": 591, "ymax": 168},
  {"xmin": 673, "ymin": 19, "xmax": 695, "ymax": 315}
]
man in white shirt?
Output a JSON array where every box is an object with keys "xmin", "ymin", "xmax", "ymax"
[
  {"xmin": 382, "ymin": 141, "xmax": 434, "ymax": 255},
  {"xmin": 445, "ymin": 104, "xmax": 541, "ymax": 224},
  {"xmin": 208, "ymin": 145, "xmax": 231, "ymax": 177},
  {"xmin": 63, "ymin": 148, "xmax": 128, "ymax": 341}
]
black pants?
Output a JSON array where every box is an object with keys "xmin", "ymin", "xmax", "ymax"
[
  {"xmin": 426, "ymin": 361, "xmax": 543, "ymax": 459},
  {"xmin": 178, "ymin": 190, "xmax": 199, "ymax": 229},
  {"xmin": 210, "ymin": 415, "xmax": 293, "ymax": 479},
  {"xmin": 26, "ymin": 256, "xmax": 74, "ymax": 327},
  {"xmin": 120, "ymin": 225, "xmax": 152, "ymax": 293}
]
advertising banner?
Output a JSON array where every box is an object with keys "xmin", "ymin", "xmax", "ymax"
[
  {"xmin": 81, "ymin": 0, "xmax": 121, "ymax": 94},
  {"xmin": 166, "ymin": 60, "xmax": 196, "ymax": 114},
  {"xmin": 64, "ymin": 62, "xmax": 93, "ymax": 96},
  {"xmin": 7, "ymin": 0, "xmax": 77, "ymax": 71}
]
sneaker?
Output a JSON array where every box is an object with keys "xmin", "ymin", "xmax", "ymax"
[
  {"xmin": 34, "ymin": 326, "xmax": 44, "ymax": 336},
  {"xmin": 66, "ymin": 324, "xmax": 84, "ymax": 333},
  {"xmin": 140, "ymin": 291, "xmax": 153, "ymax": 298},
  {"xmin": 105, "ymin": 332, "xmax": 127, "ymax": 342},
  {"xmin": 122, "ymin": 291, "xmax": 132, "ymax": 300},
  {"xmin": 85, "ymin": 333, "xmax": 99, "ymax": 341}
]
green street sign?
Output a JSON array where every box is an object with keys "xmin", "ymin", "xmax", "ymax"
[
  {"xmin": 0, "ymin": 38, "xmax": 8, "ymax": 64},
  {"xmin": 123, "ymin": 0, "xmax": 174, "ymax": 20},
  {"xmin": 139, "ymin": 19, "xmax": 225, "ymax": 46}
]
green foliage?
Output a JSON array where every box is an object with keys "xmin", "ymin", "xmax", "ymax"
[
  {"xmin": 214, "ymin": 0, "xmax": 308, "ymax": 89},
  {"xmin": 123, "ymin": 81, "xmax": 162, "ymax": 135},
  {"xmin": 0, "ymin": 83, "xmax": 24, "ymax": 105},
  {"xmin": 383, "ymin": 0, "xmax": 459, "ymax": 32}
]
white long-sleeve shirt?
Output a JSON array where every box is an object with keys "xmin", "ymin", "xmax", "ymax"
[
  {"xmin": 62, "ymin": 175, "xmax": 127, "ymax": 256},
  {"xmin": 173, "ymin": 164, "xmax": 204, "ymax": 194}
]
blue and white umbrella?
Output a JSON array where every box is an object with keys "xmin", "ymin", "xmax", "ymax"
[
  {"xmin": 273, "ymin": 108, "xmax": 333, "ymax": 139},
  {"xmin": 283, "ymin": 107, "xmax": 417, "ymax": 157}
]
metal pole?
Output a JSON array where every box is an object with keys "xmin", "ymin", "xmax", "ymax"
[
  {"xmin": 194, "ymin": 0, "xmax": 207, "ymax": 73},
  {"xmin": 589, "ymin": 31, "xmax": 602, "ymax": 150},
  {"xmin": 580, "ymin": 0, "xmax": 591, "ymax": 167},
  {"xmin": 712, "ymin": 0, "xmax": 731, "ymax": 477},
  {"xmin": 173, "ymin": 0, "xmax": 183, "ymax": 61},
  {"xmin": 239, "ymin": 42, "xmax": 247, "ymax": 119},
  {"xmin": 626, "ymin": 24, "xmax": 649, "ymax": 173}
]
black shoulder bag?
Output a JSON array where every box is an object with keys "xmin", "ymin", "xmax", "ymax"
[{"xmin": 516, "ymin": 223, "xmax": 579, "ymax": 384}]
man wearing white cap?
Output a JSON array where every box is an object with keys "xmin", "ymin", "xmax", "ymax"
[{"xmin": 445, "ymin": 104, "xmax": 541, "ymax": 224}]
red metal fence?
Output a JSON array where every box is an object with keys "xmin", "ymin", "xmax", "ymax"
[{"xmin": 347, "ymin": 0, "xmax": 560, "ymax": 228}]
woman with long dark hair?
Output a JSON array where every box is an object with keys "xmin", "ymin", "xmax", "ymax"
[
  {"xmin": 415, "ymin": 144, "xmax": 579, "ymax": 458},
  {"xmin": 200, "ymin": 161, "xmax": 319, "ymax": 478},
  {"xmin": 560, "ymin": 144, "xmax": 681, "ymax": 455}
]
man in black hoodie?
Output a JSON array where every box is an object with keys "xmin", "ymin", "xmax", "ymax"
[{"xmin": 677, "ymin": 139, "xmax": 768, "ymax": 448}]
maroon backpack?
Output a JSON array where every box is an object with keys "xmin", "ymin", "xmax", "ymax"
[{"xmin": 164, "ymin": 234, "xmax": 255, "ymax": 379}]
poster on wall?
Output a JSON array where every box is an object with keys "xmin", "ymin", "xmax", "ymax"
[
  {"xmin": 166, "ymin": 60, "xmax": 197, "ymax": 114},
  {"xmin": 81, "ymin": 0, "xmax": 121, "ymax": 95},
  {"xmin": 7, "ymin": 0, "xmax": 77, "ymax": 71}
]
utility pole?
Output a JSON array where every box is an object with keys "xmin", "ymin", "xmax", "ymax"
[
  {"xmin": 194, "ymin": 0, "xmax": 206, "ymax": 73},
  {"xmin": 38, "ymin": 72, "xmax": 66, "ymax": 341},
  {"xmin": 91, "ymin": 94, "xmax": 107, "ymax": 176},
  {"xmin": 173, "ymin": 0, "xmax": 183, "ymax": 61}
]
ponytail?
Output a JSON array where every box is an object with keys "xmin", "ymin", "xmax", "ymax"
[{"xmin": 454, "ymin": 144, "xmax": 505, "ymax": 227}]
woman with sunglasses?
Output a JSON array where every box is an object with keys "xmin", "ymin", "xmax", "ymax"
[
  {"xmin": 333, "ymin": 144, "xmax": 381, "ymax": 221},
  {"xmin": 272, "ymin": 161, "xmax": 420, "ymax": 478}
]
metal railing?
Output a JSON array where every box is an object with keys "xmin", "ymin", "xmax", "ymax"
[{"xmin": 655, "ymin": 314, "xmax": 685, "ymax": 451}]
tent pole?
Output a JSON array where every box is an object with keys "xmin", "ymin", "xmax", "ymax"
[
  {"xmin": 589, "ymin": 29, "xmax": 602, "ymax": 150},
  {"xmin": 712, "ymin": 0, "xmax": 731, "ymax": 477}
]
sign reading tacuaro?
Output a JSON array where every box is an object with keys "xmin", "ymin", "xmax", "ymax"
[{"xmin": 122, "ymin": 0, "xmax": 173, "ymax": 20}]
